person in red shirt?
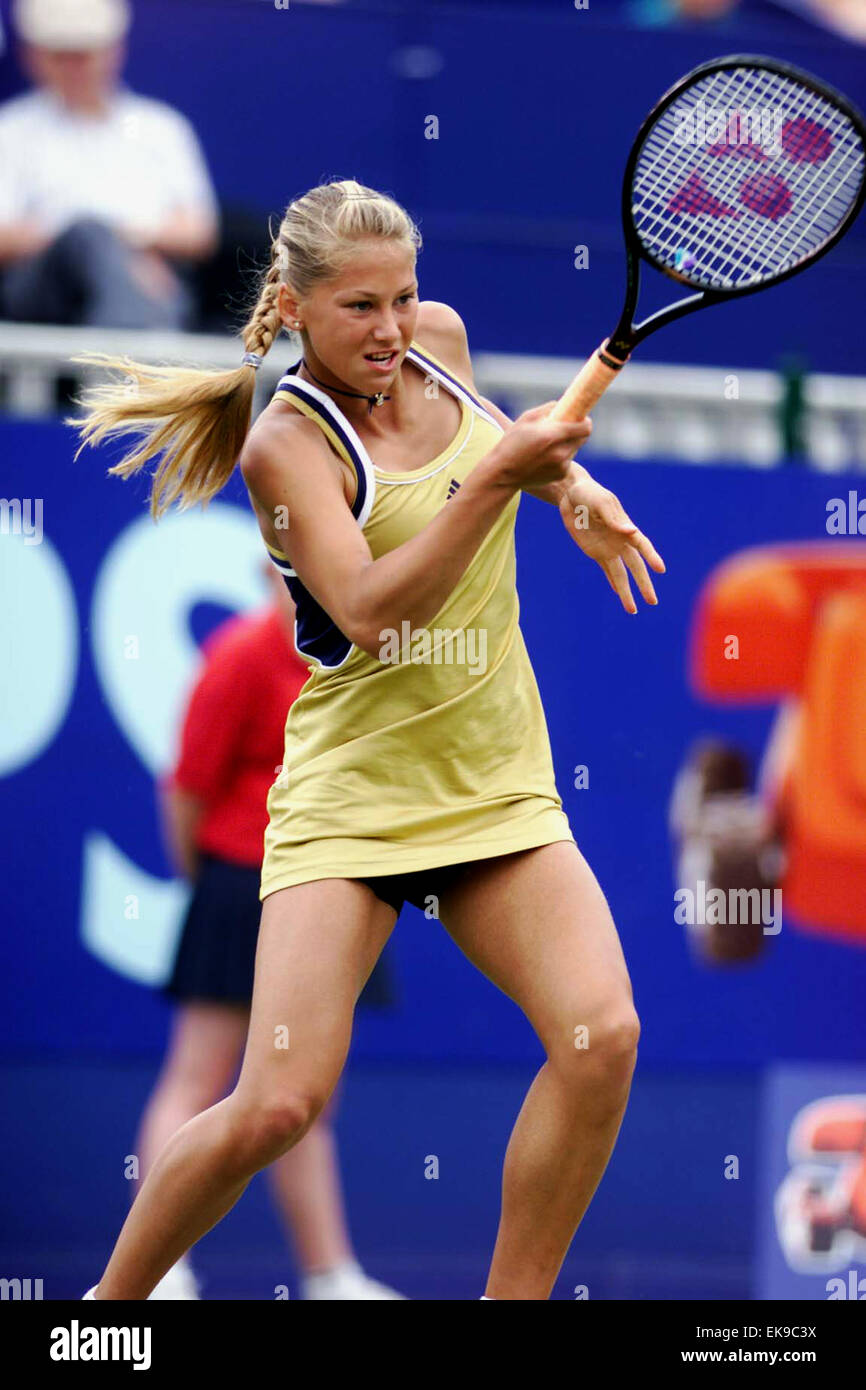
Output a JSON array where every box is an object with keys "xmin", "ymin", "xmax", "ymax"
[{"xmin": 135, "ymin": 561, "xmax": 401, "ymax": 1300}]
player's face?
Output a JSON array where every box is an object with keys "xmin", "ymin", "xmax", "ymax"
[{"xmin": 294, "ymin": 240, "xmax": 419, "ymax": 389}]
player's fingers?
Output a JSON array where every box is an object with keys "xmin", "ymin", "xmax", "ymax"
[
  {"xmin": 622, "ymin": 545, "xmax": 658, "ymax": 606},
  {"xmin": 604, "ymin": 556, "xmax": 637, "ymax": 615},
  {"xmin": 630, "ymin": 528, "xmax": 666, "ymax": 573},
  {"xmin": 518, "ymin": 400, "xmax": 558, "ymax": 421},
  {"xmin": 599, "ymin": 494, "xmax": 639, "ymax": 535},
  {"xmin": 549, "ymin": 417, "xmax": 592, "ymax": 445}
]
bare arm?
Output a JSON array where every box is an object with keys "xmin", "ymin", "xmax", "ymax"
[
  {"xmin": 158, "ymin": 783, "xmax": 206, "ymax": 880},
  {"xmin": 241, "ymin": 407, "xmax": 588, "ymax": 659}
]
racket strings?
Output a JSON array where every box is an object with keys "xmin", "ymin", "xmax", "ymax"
[
  {"xmin": 639, "ymin": 69, "xmax": 779, "ymax": 281},
  {"xmin": 638, "ymin": 77, "xmax": 861, "ymax": 284},
  {"xmin": 728, "ymin": 74, "xmax": 858, "ymax": 262},
  {"xmin": 637, "ymin": 67, "xmax": 856, "ymax": 275},
  {"xmin": 685, "ymin": 72, "xmax": 847, "ymax": 256},
  {"xmin": 637, "ymin": 70, "xmax": 857, "ymax": 282},
  {"xmin": 632, "ymin": 64, "xmax": 865, "ymax": 290},
  {"xmin": 689, "ymin": 81, "xmax": 855, "ymax": 278}
]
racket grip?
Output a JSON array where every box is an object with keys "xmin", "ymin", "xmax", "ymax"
[{"xmin": 548, "ymin": 341, "xmax": 629, "ymax": 422}]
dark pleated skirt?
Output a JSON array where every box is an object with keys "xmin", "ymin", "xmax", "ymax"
[{"xmin": 163, "ymin": 854, "xmax": 396, "ymax": 1008}]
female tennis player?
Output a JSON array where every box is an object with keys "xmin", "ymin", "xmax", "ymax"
[{"xmin": 72, "ymin": 177, "xmax": 664, "ymax": 1301}]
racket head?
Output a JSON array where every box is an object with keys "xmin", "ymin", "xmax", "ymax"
[{"xmin": 617, "ymin": 54, "xmax": 866, "ymax": 343}]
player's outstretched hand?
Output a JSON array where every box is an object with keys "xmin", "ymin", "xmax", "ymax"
[{"xmin": 558, "ymin": 469, "xmax": 665, "ymax": 613}]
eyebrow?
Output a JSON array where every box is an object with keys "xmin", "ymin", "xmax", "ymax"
[{"xmin": 339, "ymin": 283, "xmax": 418, "ymax": 298}]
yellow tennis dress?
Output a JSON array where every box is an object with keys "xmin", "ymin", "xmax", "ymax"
[{"xmin": 258, "ymin": 339, "xmax": 575, "ymax": 900}]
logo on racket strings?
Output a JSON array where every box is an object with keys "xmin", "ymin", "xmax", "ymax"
[{"xmin": 667, "ymin": 111, "xmax": 837, "ymax": 224}]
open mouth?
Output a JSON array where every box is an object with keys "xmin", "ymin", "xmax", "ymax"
[{"xmin": 364, "ymin": 349, "xmax": 398, "ymax": 368}]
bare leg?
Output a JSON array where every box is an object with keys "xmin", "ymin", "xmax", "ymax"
[
  {"xmin": 439, "ymin": 841, "xmax": 640, "ymax": 1300},
  {"xmin": 137, "ymin": 1002, "xmax": 355, "ymax": 1277},
  {"xmin": 135, "ymin": 1002, "xmax": 249, "ymax": 1182},
  {"xmin": 91, "ymin": 879, "xmax": 396, "ymax": 1299},
  {"xmin": 265, "ymin": 1086, "xmax": 355, "ymax": 1272}
]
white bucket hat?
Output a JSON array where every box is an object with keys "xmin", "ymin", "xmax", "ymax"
[{"xmin": 14, "ymin": 0, "xmax": 131, "ymax": 49}]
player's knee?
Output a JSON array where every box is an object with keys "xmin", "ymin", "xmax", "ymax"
[
  {"xmin": 560, "ymin": 1004, "xmax": 640, "ymax": 1086},
  {"xmin": 594, "ymin": 1008, "xmax": 641, "ymax": 1064},
  {"xmin": 581, "ymin": 1008, "xmax": 641, "ymax": 1091},
  {"xmin": 235, "ymin": 1090, "xmax": 325, "ymax": 1164}
]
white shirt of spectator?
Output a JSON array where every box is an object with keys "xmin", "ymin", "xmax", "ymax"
[{"xmin": 0, "ymin": 83, "xmax": 218, "ymax": 240}]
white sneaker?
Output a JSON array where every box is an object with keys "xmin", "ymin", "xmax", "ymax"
[
  {"xmin": 147, "ymin": 1256, "xmax": 201, "ymax": 1300},
  {"xmin": 300, "ymin": 1260, "xmax": 406, "ymax": 1300}
]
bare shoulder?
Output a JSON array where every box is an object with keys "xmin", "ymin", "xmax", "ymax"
[
  {"xmin": 413, "ymin": 300, "xmax": 477, "ymax": 390},
  {"xmin": 239, "ymin": 400, "xmax": 358, "ymax": 530},
  {"xmin": 414, "ymin": 299, "xmax": 510, "ymax": 429},
  {"xmin": 240, "ymin": 400, "xmax": 343, "ymax": 493}
]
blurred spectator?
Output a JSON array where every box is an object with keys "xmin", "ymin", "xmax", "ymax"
[{"xmin": 0, "ymin": 0, "xmax": 219, "ymax": 329}]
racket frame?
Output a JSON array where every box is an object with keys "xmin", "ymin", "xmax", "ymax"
[{"xmin": 606, "ymin": 52, "xmax": 866, "ymax": 363}]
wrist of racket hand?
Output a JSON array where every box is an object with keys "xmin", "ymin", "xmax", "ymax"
[
  {"xmin": 523, "ymin": 459, "xmax": 594, "ymax": 505},
  {"xmin": 548, "ymin": 458, "xmax": 594, "ymax": 504},
  {"xmin": 487, "ymin": 442, "xmax": 593, "ymax": 498}
]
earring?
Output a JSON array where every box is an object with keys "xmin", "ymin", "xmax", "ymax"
[{"xmin": 294, "ymin": 320, "xmax": 302, "ymax": 329}]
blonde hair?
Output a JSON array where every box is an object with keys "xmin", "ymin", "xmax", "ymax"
[{"xmin": 67, "ymin": 179, "xmax": 422, "ymax": 517}]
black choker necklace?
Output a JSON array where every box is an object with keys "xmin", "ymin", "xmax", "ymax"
[{"xmin": 299, "ymin": 359, "xmax": 392, "ymax": 415}]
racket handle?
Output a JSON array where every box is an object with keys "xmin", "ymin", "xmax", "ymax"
[{"xmin": 548, "ymin": 340, "xmax": 629, "ymax": 422}]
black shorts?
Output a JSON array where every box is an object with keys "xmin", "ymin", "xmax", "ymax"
[
  {"xmin": 357, "ymin": 861, "xmax": 474, "ymax": 916},
  {"xmin": 164, "ymin": 854, "xmax": 397, "ymax": 1007}
]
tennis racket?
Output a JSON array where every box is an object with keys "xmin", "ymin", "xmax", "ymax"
[{"xmin": 551, "ymin": 54, "xmax": 866, "ymax": 422}]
